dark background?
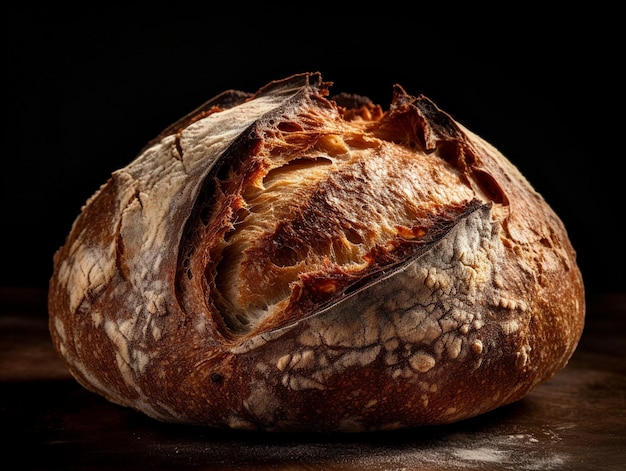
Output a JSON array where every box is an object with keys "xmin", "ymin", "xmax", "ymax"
[{"xmin": 3, "ymin": 4, "xmax": 623, "ymax": 298}]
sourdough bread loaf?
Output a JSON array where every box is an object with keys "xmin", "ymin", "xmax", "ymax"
[{"xmin": 48, "ymin": 72, "xmax": 585, "ymax": 432}]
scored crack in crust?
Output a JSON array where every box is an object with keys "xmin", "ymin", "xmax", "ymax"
[{"xmin": 48, "ymin": 72, "xmax": 585, "ymax": 432}]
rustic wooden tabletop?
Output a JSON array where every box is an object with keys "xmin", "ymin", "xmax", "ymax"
[{"xmin": 1, "ymin": 288, "xmax": 624, "ymax": 470}]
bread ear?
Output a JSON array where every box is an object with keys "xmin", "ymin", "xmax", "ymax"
[{"xmin": 48, "ymin": 72, "xmax": 585, "ymax": 432}]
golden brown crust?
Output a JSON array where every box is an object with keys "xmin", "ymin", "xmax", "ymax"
[{"xmin": 48, "ymin": 72, "xmax": 585, "ymax": 432}]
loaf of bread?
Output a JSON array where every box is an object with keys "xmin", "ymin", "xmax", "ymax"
[{"xmin": 48, "ymin": 72, "xmax": 585, "ymax": 432}]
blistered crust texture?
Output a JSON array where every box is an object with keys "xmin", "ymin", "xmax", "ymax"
[{"xmin": 48, "ymin": 72, "xmax": 585, "ymax": 432}]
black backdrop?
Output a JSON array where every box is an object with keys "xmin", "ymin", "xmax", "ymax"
[{"xmin": 3, "ymin": 4, "xmax": 623, "ymax": 296}]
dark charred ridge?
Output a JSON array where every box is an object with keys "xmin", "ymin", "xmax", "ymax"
[
  {"xmin": 411, "ymin": 94, "xmax": 465, "ymax": 148},
  {"xmin": 372, "ymin": 88, "xmax": 467, "ymax": 154}
]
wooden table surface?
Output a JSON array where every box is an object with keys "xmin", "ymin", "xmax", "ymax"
[{"xmin": 1, "ymin": 288, "xmax": 624, "ymax": 470}]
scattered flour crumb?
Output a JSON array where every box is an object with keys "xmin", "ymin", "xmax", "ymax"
[
  {"xmin": 351, "ymin": 429, "xmax": 568, "ymax": 470},
  {"xmin": 452, "ymin": 446, "xmax": 509, "ymax": 462}
]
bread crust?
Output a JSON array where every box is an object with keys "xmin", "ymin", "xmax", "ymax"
[{"xmin": 48, "ymin": 72, "xmax": 585, "ymax": 432}]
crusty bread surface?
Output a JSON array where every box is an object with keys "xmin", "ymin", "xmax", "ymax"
[{"xmin": 48, "ymin": 72, "xmax": 585, "ymax": 432}]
